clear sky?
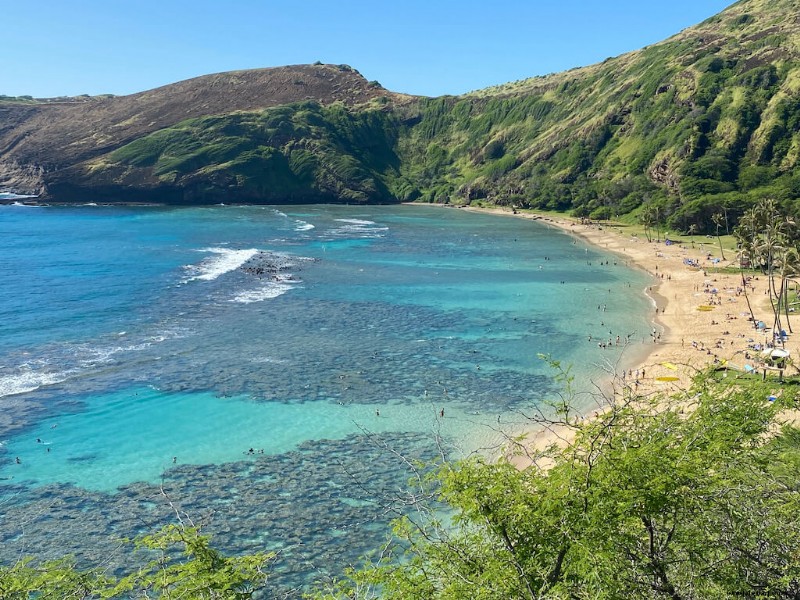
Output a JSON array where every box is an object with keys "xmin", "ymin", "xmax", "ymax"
[{"xmin": 3, "ymin": 0, "xmax": 734, "ymax": 99}]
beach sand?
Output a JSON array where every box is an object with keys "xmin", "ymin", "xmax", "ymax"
[{"xmin": 452, "ymin": 205, "xmax": 796, "ymax": 466}]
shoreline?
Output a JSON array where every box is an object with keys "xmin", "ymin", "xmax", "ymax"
[
  {"xmin": 457, "ymin": 204, "xmax": 774, "ymax": 380},
  {"xmin": 446, "ymin": 203, "xmax": 788, "ymax": 464}
]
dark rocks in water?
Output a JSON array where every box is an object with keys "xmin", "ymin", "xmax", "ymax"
[
  {"xmin": 239, "ymin": 251, "xmax": 316, "ymax": 280},
  {"xmin": 0, "ymin": 432, "xmax": 438, "ymax": 596}
]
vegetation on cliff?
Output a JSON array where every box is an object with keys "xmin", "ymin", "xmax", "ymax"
[
  {"xmin": 96, "ymin": 101, "xmax": 402, "ymax": 204},
  {"xmin": 387, "ymin": 0, "xmax": 800, "ymax": 234},
  {"xmin": 4, "ymin": 0, "xmax": 800, "ymax": 227}
]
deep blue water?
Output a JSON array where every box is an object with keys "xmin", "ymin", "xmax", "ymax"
[{"xmin": 0, "ymin": 203, "xmax": 654, "ymax": 592}]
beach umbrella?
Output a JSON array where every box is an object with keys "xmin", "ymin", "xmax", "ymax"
[{"xmin": 762, "ymin": 348, "xmax": 790, "ymax": 359}]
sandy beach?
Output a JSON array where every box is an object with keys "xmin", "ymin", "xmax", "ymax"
[
  {"xmin": 451, "ymin": 205, "xmax": 796, "ymax": 464},
  {"xmin": 461, "ymin": 205, "xmax": 792, "ymax": 383}
]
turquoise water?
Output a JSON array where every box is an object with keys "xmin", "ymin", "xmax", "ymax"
[
  {"xmin": 7, "ymin": 387, "xmax": 499, "ymax": 491},
  {"xmin": 0, "ymin": 203, "xmax": 654, "ymax": 591}
]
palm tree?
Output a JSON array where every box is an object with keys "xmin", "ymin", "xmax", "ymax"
[
  {"xmin": 712, "ymin": 212, "xmax": 726, "ymax": 260},
  {"xmin": 763, "ymin": 220, "xmax": 785, "ymax": 336},
  {"xmin": 736, "ymin": 207, "xmax": 763, "ymax": 322},
  {"xmin": 776, "ymin": 246, "xmax": 799, "ymax": 334},
  {"xmin": 655, "ymin": 205, "xmax": 662, "ymax": 243},
  {"xmin": 735, "ymin": 199, "xmax": 798, "ymax": 343},
  {"xmin": 687, "ymin": 223, "xmax": 698, "ymax": 248},
  {"xmin": 639, "ymin": 206, "xmax": 655, "ymax": 243}
]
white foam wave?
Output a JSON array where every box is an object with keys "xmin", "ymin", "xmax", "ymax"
[
  {"xmin": 294, "ymin": 220, "xmax": 315, "ymax": 231},
  {"xmin": 336, "ymin": 224, "xmax": 388, "ymax": 233},
  {"xmin": 76, "ymin": 342, "xmax": 155, "ymax": 367},
  {"xmin": 335, "ymin": 218, "xmax": 376, "ymax": 225},
  {"xmin": 1, "ymin": 192, "xmax": 38, "ymax": 200},
  {"xmin": 231, "ymin": 282, "xmax": 295, "ymax": 304},
  {"xmin": 0, "ymin": 370, "xmax": 69, "ymax": 398},
  {"xmin": 326, "ymin": 218, "xmax": 388, "ymax": 239},
  {"xmin": 0, "ymin": 328, "xmax": 180, "ymax": 399},
  {"xmin": 328, "ymin": 226, "xmax": 389, "ymax": 239},
  {"xmin": 250, "ymin": 356, "xmax": 288, "ymax": 364},
  {"xmin": 273, "ymin": 210, "xmax": 288, "ymax": 218},
  {"xmin": 146, "ymin": 330, "xmax": 185, "ymax": 343},
  {"xmin": 185, "ymin": 248, "xmax": 259, "ymax": 282}
]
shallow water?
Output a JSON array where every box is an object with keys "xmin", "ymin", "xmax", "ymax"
[{"xmin": 0, "ymin": 203, "xmax": 654, "ymax": 592}]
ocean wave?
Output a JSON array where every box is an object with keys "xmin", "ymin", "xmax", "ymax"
[
  {"xmin": 231, "ymin": 251, "xmax": 312, "ymax": 303},
  {"xmin": 184, "ymin": 248, "xmax": 260, "ymax": 282},
  {"xmin": 0, "ymin": 369, "xmax": 70, "ymax": 398},
  {"xmin": 6, "ymin": 201, "xmax": 40, "ymax": 208},
  {"xmin": 250, "ymin": 356, "xmax": 288, "ymax": 364},
  {"xmin": 294, "ymin": 220, "xmax": 315, "ymax": 231},
  {"xmin": 0, "ymin": 330, "xmax": 182, "ymax": 399},
  {"xmin": 231, "ymin": 281, "xmax": 295, "ymax": 304},
  {"xmin": 327, "ymin": 218, "xmax": 388, "ymax": 239},
  {"xmin": 74, "ymin": 341, "xmax": 155, "ymax": 367},
  {"xmin": 1, "ymin": 192, "xmax": 39, "ymax": 201},
  {"xmin": 335, "ymin": 218, "xmax": 376, "ymax": 226}
]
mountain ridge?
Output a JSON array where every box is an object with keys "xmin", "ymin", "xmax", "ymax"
[
  {"xmin": 387, "ymin": 0, "xmax": 800, "ymax": 229},
  {"xmin": 0, "ymin": 64, "xmax": 405, "ymax": 198},
  {"xmin": 3, "ymin": 0, "xmax": 800, "ymax": 229}
]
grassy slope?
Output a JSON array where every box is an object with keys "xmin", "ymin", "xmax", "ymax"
[
  {"xmin": 54, "ymin": 0, "xmax": 800, "ymax": 221},
  {"xmin": 387, "ymin": 0, "xmax": 800, "ymax": 231},
  {"xmin": 93, "ymin": 100, "xmax": 402, "ymax": 204}
]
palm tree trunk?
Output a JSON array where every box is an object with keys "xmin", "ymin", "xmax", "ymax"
[
  {"xmin": 769, "ymin": 271, "xmax": 783, "ymax": 342},
  {"xmin": 783, "ymin": 278, "xmax": 793, "ymax": 334},
  {"xmin": 739, "ymin": 263, "xmax": 756, "ymax": 324}
]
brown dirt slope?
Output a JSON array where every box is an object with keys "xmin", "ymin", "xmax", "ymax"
[{"xmin": 0, "ymin": 64, "xmax": 403, "ymax": 195}]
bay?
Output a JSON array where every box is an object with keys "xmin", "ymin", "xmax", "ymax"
[{"xmin": 0, "ymin": 203, "xmax": 653, "ymax": 593}]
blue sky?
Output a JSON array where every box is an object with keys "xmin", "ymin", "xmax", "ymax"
[{"xmin": 3, "ymin": 1, "xmax": 734, "ymax": 98}]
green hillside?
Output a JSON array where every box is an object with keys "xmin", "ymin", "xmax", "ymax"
[
  {"xmin": 5, "ymin": 0, "xmax": 800, "ymax": 232},
  {"xmin": 388, "ymin": 0, "xmax": 800, "ymax": 231},
  {"xmin": 64, "ymin": 100, "xmax": 402, "ymax": 204}
]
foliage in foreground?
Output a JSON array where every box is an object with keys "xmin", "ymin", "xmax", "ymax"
[
  {"xmin": 0, "ymin": 524, "xmax": 272, "ymax": 599},
  {"xmin": 3, "ymin": 373, "xmax": 800, "ymax": 599},
  {"xmin": 315, "ymin": 373, "xmax": 800, "ymax": 599}
]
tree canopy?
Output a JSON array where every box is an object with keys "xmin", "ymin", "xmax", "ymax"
[{"xmin": 314, "ymin": 372, "xmax": 800, "ymax": 599}]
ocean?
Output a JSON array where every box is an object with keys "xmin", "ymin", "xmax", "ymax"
[{"xmin": 0, "ymin": 203, "xmax": 654, "ymax": 593}]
